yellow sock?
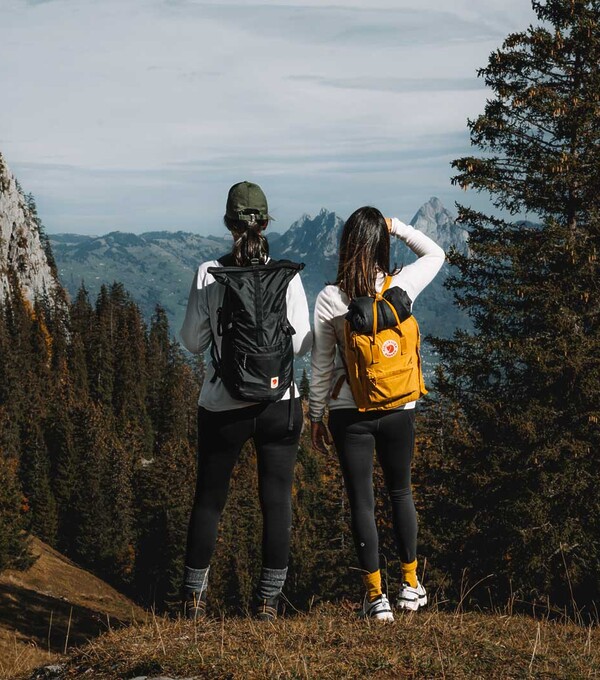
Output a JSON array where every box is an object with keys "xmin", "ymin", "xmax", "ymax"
[
  {"xmin": 401, "ymin": 560, "xmax": 418, "ymax": 588},
  {"xmin": 362, "ymin": 569, "xmax": 382, "ymax": 602}
]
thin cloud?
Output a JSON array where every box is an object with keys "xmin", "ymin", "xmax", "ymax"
[
  {"xmin": 288, "ymin": 75, "xmax": 485, "ymax": 93},
  {"xmin": 165, "ymin": 3, "xmax": 503, "ymax": 47},
  {"xmin": 1, "ymin": 0, "xmax": 537, "ymax": 234}
]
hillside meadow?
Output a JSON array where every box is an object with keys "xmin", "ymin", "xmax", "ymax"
[{"xmin": 8, "ymin": 601, "xmax": 599, "ymax": 680}]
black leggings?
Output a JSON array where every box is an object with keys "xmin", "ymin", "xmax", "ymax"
[
  {"xmin": 185, "ymin": 399, "xmax": 302, "ymax": 570},
  {"xmin": 328, "ymin": 408, "xmax": 417, "ymax": 574}
]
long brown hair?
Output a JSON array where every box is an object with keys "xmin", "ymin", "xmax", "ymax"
[
  {"xmin": 335, "ymin": 206, "xmax": 396, "ymax": 299},
  {"xmin": 224, "ymin": 214, "xmax": 269, "ymax": 266}
]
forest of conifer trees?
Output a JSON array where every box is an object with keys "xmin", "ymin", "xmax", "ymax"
[
  {"xmin": 0, "ymin": 0, "xmax": 598, "ymax": 620},
  {"xmin": 0, "ymin": 271, "xmax": 373, "ymax": 612},
  {"xmin": 417, "ymin": 0, "xmax": 600, "ymax": 616}
]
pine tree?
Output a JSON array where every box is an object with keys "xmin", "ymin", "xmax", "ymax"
[
  {"xmin": 69, "ymin": 284, "xmax": 95, "ymax": 401},
  {"xmin": 4, "ymin": 280, "xmax": 58, "ymax": 545},
  {"xmin": 40, "ymin": 289, "xmax": 80, "ymax": 553},
  {"xmin": 146, "ymin": 305, "xmax": 171, "ymax": 444},
  {"xmin": 70, "ymin": 400, "xmax": 113, "ymax": 571},
  {"xmin": 0, "ymin": 300, "xmax": 22, "ymax": 462},
  {"xmin": 429, "ymin": 0, "xmax": 600, "ymax": 610},
  {"xmin": 104, "ymin": 418, "xmax": 136, "ymax": 583},
  {"xmin": 135, "ymin": 313, "xmax": 198, "ymax": 609},
  {"xmin": 0, "ymin": 454, "xmax": 27, "ymax": 570},
  {"xmin": 299, "ymin": 368, "xmax": 310, "ymax": 401},
  {"xmin": 91, "ymin": 285, "xmax": 115, "ymax": 406},
  {"xmin": 0, "ymin": 302, "xmax": 28, "ymax": 568}
]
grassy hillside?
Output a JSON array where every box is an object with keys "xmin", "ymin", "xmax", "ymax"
[
  {"xmin": 0, "ymin": 537, "xmax": 144, "ymax": 679},
  {"xmin": 16, "ymin": 603, "xmax": 599, "ymax": 679}
]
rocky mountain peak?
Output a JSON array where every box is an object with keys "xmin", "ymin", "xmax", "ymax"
[
  {"xmin": 0, "ymin": 153, "xmax": 62, "ymax": 304},
  {"xmin": 275, "ymin": 209, "xmax": 344, "ymax": 259},
  {"xmin": 410, "ymin": 197, "xmax": 469, "ymax": 255}
]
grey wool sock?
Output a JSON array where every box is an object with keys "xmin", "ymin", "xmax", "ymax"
[
  {"xmin": 256, "ymin": 566, "xmax": 288, "ymax": 600},
  {"xmin": 183, "ymin": 565, "xmax": 210, "ymax": 597}
]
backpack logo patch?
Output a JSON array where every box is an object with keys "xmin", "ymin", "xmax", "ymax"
[
  {"xmin": 382, "ymin": 340, "xmax": 398, "ymax": 358},
  {"xmin": 271, "ymin": 377, "xmax": 279, "ymax": 388}
]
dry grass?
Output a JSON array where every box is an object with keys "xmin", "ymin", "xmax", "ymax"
[
  {"xmin": 1, "ymin": 540, "xmax": 598, "ymax": 678},
  {"xmin": 0, "ymin": 537, "xmax": 144, "ymax": 679},
  {"xmin": 14, "ymin": 601, "xmax": 599, "ymax": 680},
  {"xmin": 0, "ymin": 628, "xmax": 58, "ymax": 680}
]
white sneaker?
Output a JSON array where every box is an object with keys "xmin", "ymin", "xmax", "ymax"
[
  {"xmin": 360, "ymin": 594, "xmax": 394, "ymax": 621},
  {"xmin": 397, "ymin": 581, "xmax": 427, "ymax": 611}
]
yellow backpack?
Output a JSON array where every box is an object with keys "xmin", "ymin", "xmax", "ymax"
[{"xmin": 342, "ymin": 276, "xmax": 427, "ymax": 411}]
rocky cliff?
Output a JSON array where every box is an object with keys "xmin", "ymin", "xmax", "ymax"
[{"xmin": 0, "ymin": 153, "xmax": 61, "ymax": 304}]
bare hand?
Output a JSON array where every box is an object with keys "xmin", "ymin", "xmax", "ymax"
[{"xmin": 311, "ymin": 421, "xmax": 332, "ymax": 453}]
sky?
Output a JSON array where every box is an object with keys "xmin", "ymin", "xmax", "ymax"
[{"xmin": 0, "ymin": 0, "xmax": 537, "ymax": 236}]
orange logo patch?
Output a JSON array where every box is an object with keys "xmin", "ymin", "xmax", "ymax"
[
  {"xmin": 382, "ymin": 340, "xmax": 398, "ymax": 358},
  {"xmin": 271, "ymin": 377, "xmax": 279, "ymax": 388}
]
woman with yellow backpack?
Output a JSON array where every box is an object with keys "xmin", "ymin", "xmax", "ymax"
[{"xmin": 309, "ymin": 206, "xmax": 444, "ymax": 620}]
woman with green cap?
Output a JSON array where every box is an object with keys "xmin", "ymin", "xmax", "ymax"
[{"xmin": 180, "ymin": 181, "xmax": 311, "ymax": 620}]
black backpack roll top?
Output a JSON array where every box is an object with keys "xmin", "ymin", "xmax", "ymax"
[
  {"xmin": 345, "ymin": 286, "xmax": 412, "ymax": 334},
  {"xmin": 207, "ymin": 257, "xmax": 304, "ymax": 404}
]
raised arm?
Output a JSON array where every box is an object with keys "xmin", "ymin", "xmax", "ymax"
[{"xmin": 389, "ymin": 218, "xmax": 446, "ymax": 302}]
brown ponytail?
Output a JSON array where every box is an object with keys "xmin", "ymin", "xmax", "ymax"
[{"xmin": 224, "ymin": 215, "xmax": 269, "ymax": 266}]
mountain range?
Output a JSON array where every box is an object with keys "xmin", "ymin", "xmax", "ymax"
[{"xmin": 49, "ymin": 198, "xmax": 469, "ymax": 341}]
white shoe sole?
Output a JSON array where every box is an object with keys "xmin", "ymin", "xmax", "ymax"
[
  {"xmin": 397, "ymin": 593, "xmax": 427, "ymax": 611},
  {"xmin": 359, "ymin": 598, "xmax": 395, "ymax": 622},
  {"xmin": 359, "ymin": 608, "xmax": 395, "ymax": 621}
]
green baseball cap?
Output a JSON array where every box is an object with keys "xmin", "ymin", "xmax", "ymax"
[{"xmin": 225, "ymin": 181, "xmax": 273, "ymax": 223}]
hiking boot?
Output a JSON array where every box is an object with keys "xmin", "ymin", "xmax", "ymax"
[
  {"xmin": 253, "ymin": 594, "xmax": 279, "ymax": 621},
  {"xmin": 359, "ymin": 594, "xmax": 394, "ymax": 622},
  {"xmin": 182, "ymin": 590, "xmax": 207, "ymax": 621},
  {"xmin": 397, "ymin": 581, "xmax": 427, "ymax": 611}
]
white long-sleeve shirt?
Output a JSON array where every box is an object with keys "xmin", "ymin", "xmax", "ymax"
[
  {"xmin": 180, "ymin": 258, "xmax": 312, "ymax": 411},
  {"xmin": 309, "ymin": 218, "xmax": 445, "ymax": 421}
]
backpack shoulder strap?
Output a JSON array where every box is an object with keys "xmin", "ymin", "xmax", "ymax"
[
  {"xmin": 217, "ymin": 253, "xmax": 236, "ymax": 267},
  {"xmin": 381, "ymin": 274, "xmax": 394, "ymax": 295}
]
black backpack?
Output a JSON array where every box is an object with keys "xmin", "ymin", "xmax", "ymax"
[{"xmin": 207, "ymin": 255, "xmax": 304, "ymax": 415}]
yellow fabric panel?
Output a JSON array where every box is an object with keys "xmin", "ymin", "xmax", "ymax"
[
  {"xmin": 344, "ymin": 314, "xmax": 428, "ymax": 412},
  {"xmin": 362, "ymin": 569, "xmax": 383, "ymax": 602},
  {"xmin": 401, "ymin": 560, "xmax": 418, "ymax": 588}
]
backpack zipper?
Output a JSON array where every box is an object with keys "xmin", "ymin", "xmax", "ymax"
[{"xmin": 253, "ymin": 268, "xmax": 264, "ymax": 346}]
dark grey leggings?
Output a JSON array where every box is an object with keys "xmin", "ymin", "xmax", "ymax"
[
  {"xmin": 328, "ymin": 408, "xmax": 417, "ymax": 573},
  {"xmin": 185, "ymin": 399, "xmax": 302, "ymax": 570}
]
